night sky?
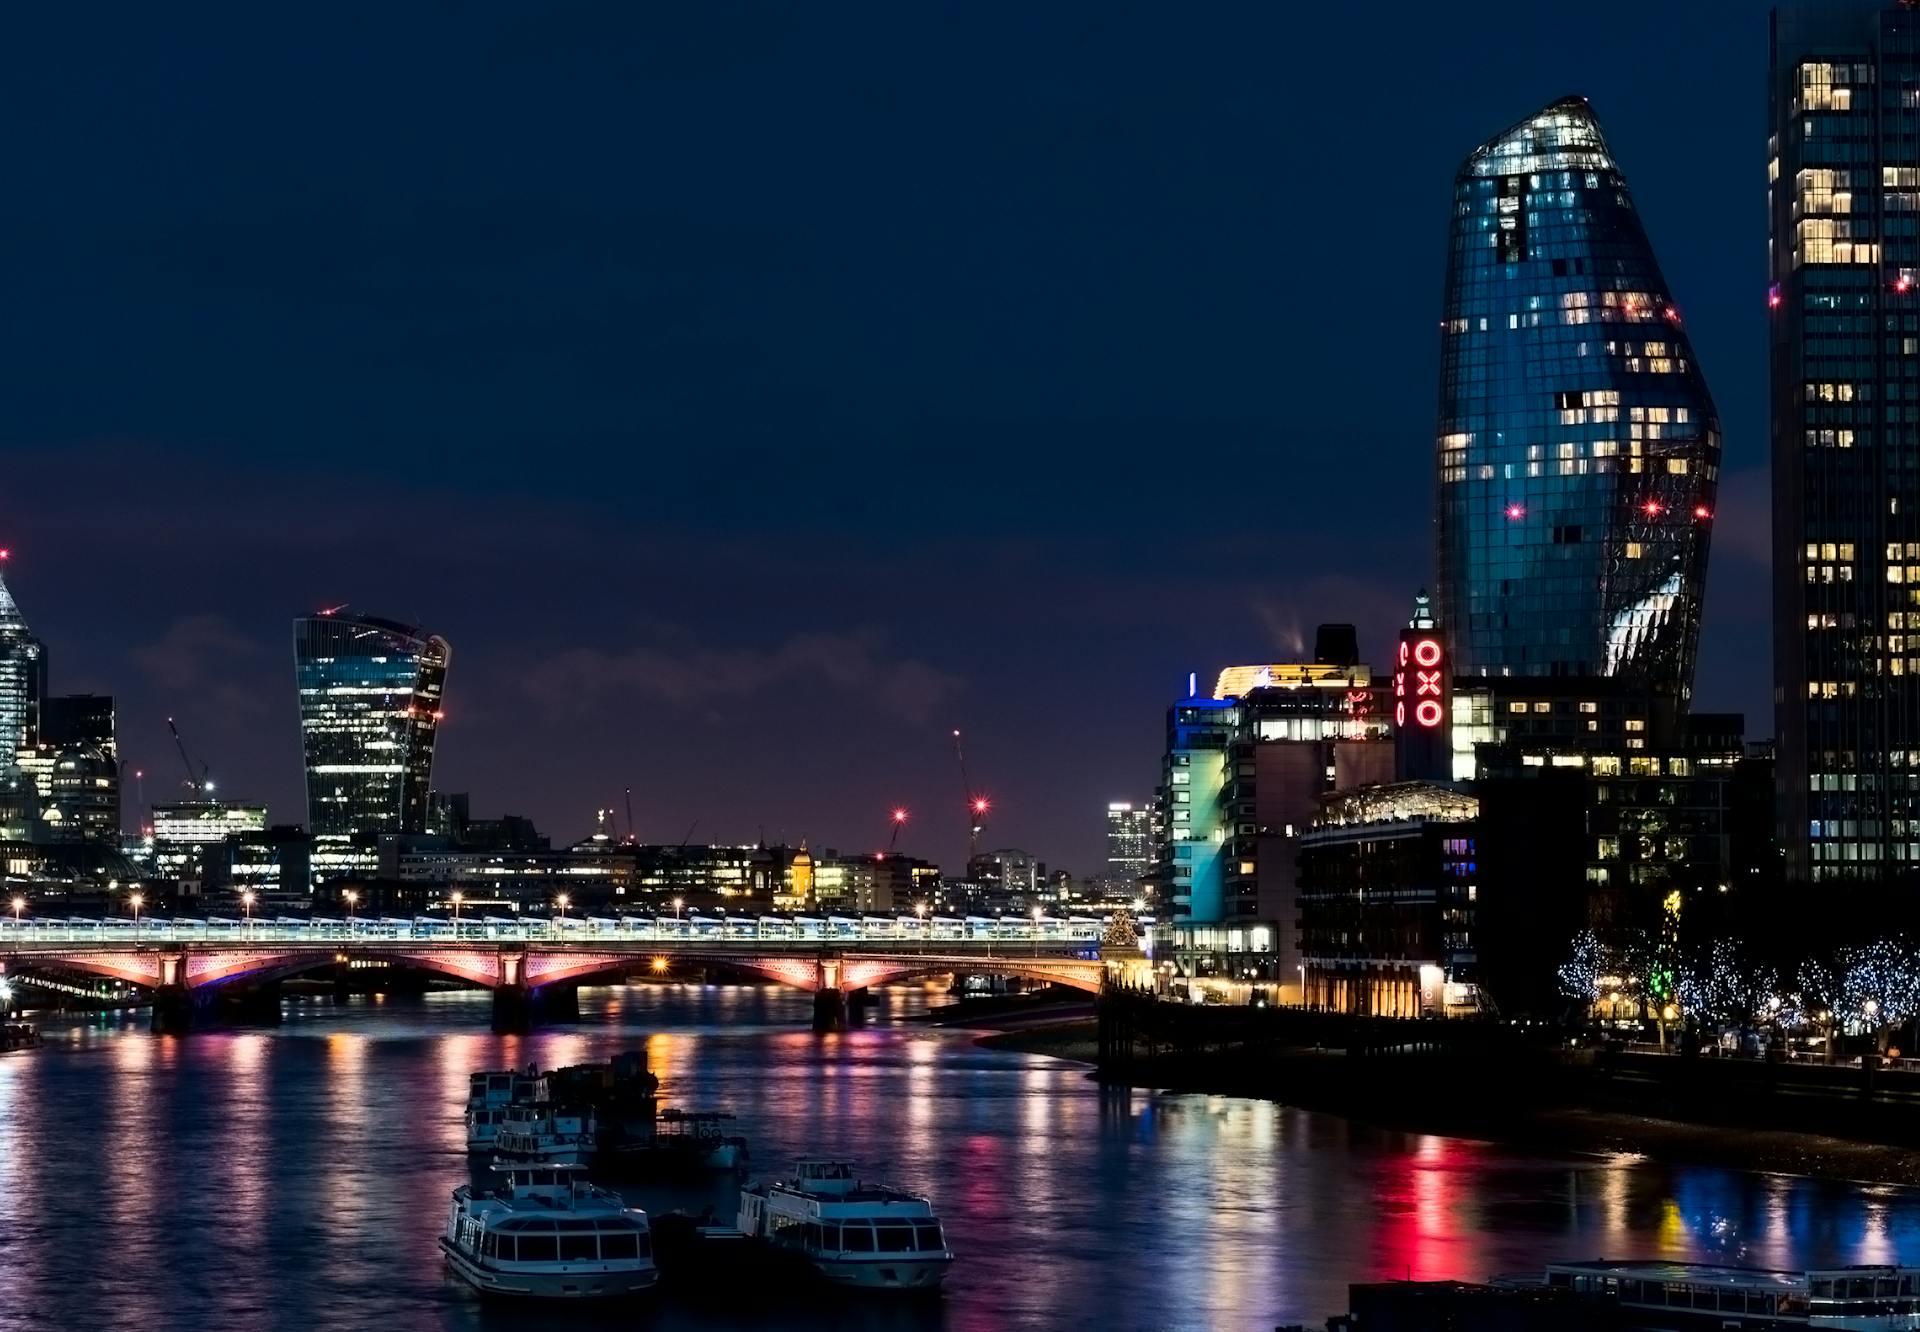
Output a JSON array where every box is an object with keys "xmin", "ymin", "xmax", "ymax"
[{"xmin": 1, "ymin": 3, "xmax": 1769, "ymax": 874}]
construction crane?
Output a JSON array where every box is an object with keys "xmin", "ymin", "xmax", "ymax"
[
  {"xmin": 166, "ymin": 717, "xmax": 212, "ymax": 798},
  {"xmin": 951, "ymin": 728, "xmax": 989, "ymax": 862},
  {"xmin": 624, "ymin": 787, "xmax": 637, "ymax": 845},
  {"xmin": 887, "ymin": 807, "xmax": 908, "ymax": 853}
]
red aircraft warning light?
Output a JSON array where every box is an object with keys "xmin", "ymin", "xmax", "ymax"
[
  {"xmin": 972, "ymin": 797, "xmax": 990, "ymax": 815},
  {"xmin": 1643, "ymin": 500, "xmax": 1663, "ymax": 516},
  {"xmin": 1900, "ymin": 275, "xmax": 1914, "ymax": 295},
  {"xmin": 1694, "ymin": 504, "xmax": 1712, "ymax": 520},
  {"xmin": 1505, "ymin": 504, "xmax": 1524, "ymax": 520}
]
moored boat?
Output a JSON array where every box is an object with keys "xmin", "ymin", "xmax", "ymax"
[
  {"xmin": 492, "ymin": 1103, "xmax": 596, "ymax": 1167},
  {"xmin": 464, "ymin": 1067, "xmax": 544, "ymax": 1153},
  {"xmin": 1321, "ymin": 1260, "xmax": 1920, "ymax": 1330},
  {"xmin": 441, "ymin": 1161, "xmax": 656, "ymax": 1300},
  {"xmin": 736, "ymin": 1159, "xmax": 951, "ymax": 1292}
]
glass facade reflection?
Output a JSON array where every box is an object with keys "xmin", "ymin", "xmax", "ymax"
[
  {"xmin": 1435, "ymin": 97, "xmax": 1719, "ymax": 694},
  {"xmin": 1770, "ymin": 2, "xmax": 1920, "ymax": 882},
  {"xmin": 293, "ymin": 612, "xmax": 450, "ymax": 879}
]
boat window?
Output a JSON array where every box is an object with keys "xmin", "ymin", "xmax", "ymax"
[
  {"xmin": 875, "ymin": 1220, "xmax": 915, "ymax": 1253},
  {"xmin": 558, "ymin": 1234, "xmax": 597, "ymax": 1261},
  {"xmin": 481, "ymin": 1233, "xmax": 497, "ymax": 1258},
  {"xmin": 842, "ymin": 1223, "xmax": 874, "ymax": 1252},
  {"xmin": 820, "ymin": 1223, "xmax": 840, "ymax": 1250},
  {"xmin": 495, "ymin": 1236, "xmax": 517, "ymax": 1261},
  {"xmin": 1812, "ymin": 1278, "xmax": 1834, "ymax": 1299},
  {"xmin": 804, "ymin": 1224, "xmax": 821, "ymax": 1250},
  {"xmin": 915, "ymin": 1224, "xmax": 944, "ymax": 1251},
  {"xmin": 521, "ymin": 1218, "xmax": 557, "ymax": 1232},
  {"xmin": 517, "ymin": 1235, "xmax": 559, "ymax": 1262},
  {"xmin": 556, "ymin": 1219, "xmax": 596, "ymax": 1231},
  {"xmin": 600, "ymin": 1232, "xmax": 639, "ymax": 1260}
]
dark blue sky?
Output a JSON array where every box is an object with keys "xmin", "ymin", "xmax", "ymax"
[{"xmin": 0, "ymin": 2, "xmax": 1769, "ymax": 873}]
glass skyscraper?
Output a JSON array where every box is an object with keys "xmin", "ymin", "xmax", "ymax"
[
  {"xmin": 1434, "ymin": 97, "xmax": 1720, "ymax": 694},
  {"xmin": 1770, "ymin": 2, "xmax": 1920, "ymax": 883},
  {"xmin": 1105, "ymin": 801, "xmax": 1152, "ymax": 882},
  {"xmin": 293, "ymin": 612, "xmax": 450, "ymax": 879},
  {"xmin": 0, "ymin": 561, "xmax": 45, "ymax": 774}
]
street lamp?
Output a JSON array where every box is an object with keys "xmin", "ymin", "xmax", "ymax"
[
  {"xmin": 672, "ymin": 897, "xmax": 684, "ymax": 927},
  {"xmin": 241, "ymin": 890, "xmax": 255, "ymax": 929},
  {"xmin": 1032, "ymin": 905, "xmax": 1043, "ymax": 956},
  {"xmin": 450, "ymin": 891, "xmax": 463, "ymax": 928},
  {"xmin": 129, "ymin": 892, "xmax": 144, "ymax": 927},
  {"xmin": 9, "ymin": 896, "xmax": 21, "ymax": 925},
  {"xmin": 343, "ymin": 889, "xmax": 358, "ymax": 930},
  {"xmin": 555, "ymin": 893, "xmax": 570, "ymax": 923}
]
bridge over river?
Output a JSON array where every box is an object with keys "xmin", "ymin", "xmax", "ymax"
[{"xmin": 0, "ymin": 915, "xmax": 1148, "ymax": 1032}]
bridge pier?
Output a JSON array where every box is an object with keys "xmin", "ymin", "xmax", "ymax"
[
  {"xmin": 846, "ymin": 986, "xmax": 871, "ymax": 1025},
  {"xmin": 812, "ymin": 988, "xmax": 847, "ymax": 1032},
  {"xmin": 492, "ymin": 982, "xmax": 580, "ymax": 1033},
  {"xmin": 151, "ymin": 984, "xmax": 194, "ymax": 1034}
]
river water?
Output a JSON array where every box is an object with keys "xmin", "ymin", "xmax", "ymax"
[{"xmin": 2, "ymin": 984, "xmax": 1919, "ymax": 1332}]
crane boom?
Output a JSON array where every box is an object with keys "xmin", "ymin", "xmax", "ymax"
[
  {"xmin": 166, "ymin": 717, "xmax": 209, "ymax": 797},
  {"xmin": 952, "ymin": 728, "xmax": 987, "ymax": 861}
]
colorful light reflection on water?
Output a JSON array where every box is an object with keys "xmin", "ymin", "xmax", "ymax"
[{"xmin": 0, "ymin": 985, "xmax": 1917, "ymax": 1331}]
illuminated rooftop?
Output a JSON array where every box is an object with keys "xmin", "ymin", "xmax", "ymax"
[
  {"xmin": 1465, "ymin": 94, "xmax": 1615, "ymax": 179},
  {"xmin": 1314, "ymin": 782, "xmax": 1479, "ymax": 829},
  {"xmin": 1215, "ymin": 663, "xmax": 1372, "ymax": 699}
]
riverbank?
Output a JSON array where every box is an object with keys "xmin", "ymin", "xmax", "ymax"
[{"xmin": 975, "ymin": 1013, "xmax": 1920, "ymax": 1187}]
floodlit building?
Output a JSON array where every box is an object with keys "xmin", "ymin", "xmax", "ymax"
[
  {"xmin": 1298, "ymin": 782, "xmax": 1482, "ymax": 1017},
  {"xmin": 293, "ymin": 611, "xmax": 450, "ymax": 880},
  {"xmin": 150, "ymin": 800, "xmax": 270, "ymax": 884}
]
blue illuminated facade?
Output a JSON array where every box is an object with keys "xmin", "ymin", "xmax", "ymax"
[
  {"xmin": 293, "ymin": 612, "xmax": 451, "ymax": 880},
  {"xmin": 1434, "ymin": 97, "xmax": 1720, "ymax": 696},
  {"xmin": 1155, "ymin": 693, "xmax": 1234, "ymax": 922}
]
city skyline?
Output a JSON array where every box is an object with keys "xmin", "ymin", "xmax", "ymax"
[{"xmin": 0, "ymin": 4, "xmax": 1772, "ymax": 874}]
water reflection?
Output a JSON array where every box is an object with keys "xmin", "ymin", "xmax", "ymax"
[{"xmin": 1, "ymin": 986, "xmax": 1919, "ymax": 1330}]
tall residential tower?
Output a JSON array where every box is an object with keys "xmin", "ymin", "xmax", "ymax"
[
  {"xmin": 1434, "ymin": 97, "xmax": 1720, "ymax": 693},
  {"xmin": 293, "ymin": 611, "xmax": 450, "ymax": 880},
  {"xmin": 1771, "ymin": 2, "xmax": 1920, "ymax": 883}
]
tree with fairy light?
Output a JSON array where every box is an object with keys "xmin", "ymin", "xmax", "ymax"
[{"xmin": 1841, "ymin": 940, "xmax": 1920, "ymax": 1054}]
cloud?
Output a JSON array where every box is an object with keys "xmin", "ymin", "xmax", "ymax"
[
  {"xmin": 131, "ymin": 616, "xmax": 274, "ymax": 721},
  {"xmin": 521, "ymin": 628, "xmax": 965, "ymax": 723}
]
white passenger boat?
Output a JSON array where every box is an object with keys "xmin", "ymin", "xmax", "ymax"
[
  {"xmin": 464, "ymin": 1068, "xmax": 544, "ymax": 1153},
  {"xmin": 493, "ymin": 1103, "xmax": 596, "ymax": 1167},
  {"xmin": 736, "ymin": 1159, "xmax": 951, "ymax": 1291},
  {"xmin": 441, "ymin": 1162, "xmax": 656, "ymax": 1300}
]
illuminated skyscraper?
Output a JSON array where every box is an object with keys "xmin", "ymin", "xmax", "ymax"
[
  {"xmin": 0, "ymin": 559, "xmax": 46, "ymax": 840},
  {"xmin": 1770, "ymin": 2, "xmax": 1920, "ymax": 883},
  {"xmin": 1434, "ymin": 96, "xmax": 1720, "ymax": 693},
  {"xmin": 0, "ymin": 559, "xmax": 45, "ymax": 770},
  {"xmin": 1105, "ymin": 802, "xmax": 1152, "ymax": 882},
  {"xmin": 293, "ymin": 612, "xmax": 450, "ymax": 879}
]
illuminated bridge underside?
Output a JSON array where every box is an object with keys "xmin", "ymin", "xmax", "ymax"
[{"xmin": 0, "ymin": 941, "xmax": 1110, "ymax": 996}]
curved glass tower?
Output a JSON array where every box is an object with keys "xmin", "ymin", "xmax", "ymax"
[
  {"xmin": 293, "ymin": 611, "xmax": 450, "ymax": 880},
  {"xmin": 1434, "ymin": 96, "xmax": 1720, "ymax": 694}
]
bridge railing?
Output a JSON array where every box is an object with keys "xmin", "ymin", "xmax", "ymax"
[{"xmin": 0, "ymin": 913, "xmax": 1155, "ymax": 949}]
